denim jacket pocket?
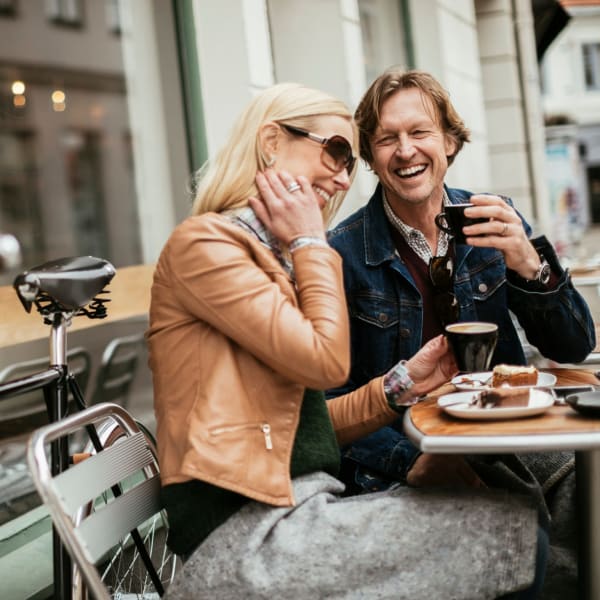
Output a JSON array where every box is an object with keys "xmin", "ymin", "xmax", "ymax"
[
  {"xmin": 457, "ymin": 251, "xmax": 505, "ymax": 299},
  {"xmin": 456, "ymin": 253, "xmax": 509, "ymax": 328},
  {"xmin": 348, "ymin": 292, "xmax": 402, "ymax": 381},
  {"xmin": 350, "ymin": 292, "xmax": 399, "ymax": 329},
  {"xmin": 470, "ymin": 272, "xmax": 505, "ymax": 302}
]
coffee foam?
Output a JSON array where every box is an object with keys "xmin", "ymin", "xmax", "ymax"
[{"xmin": 445, "ymin": 322, "xmax": 498, "ymax": 334}]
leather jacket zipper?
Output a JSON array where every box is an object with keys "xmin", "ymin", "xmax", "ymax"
[
  {"xmin": 210, "ymin": 422, "xmax": 273, "ymax": 450},
  {"xmin": 261, "ymin": 423, "xmax": 272, "ymax": 450}
]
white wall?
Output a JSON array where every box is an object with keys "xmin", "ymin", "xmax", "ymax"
[
  {"xmin": 409, "ymin": 0, "xmax": 491, "ymax": 195},
  {"xmin": 119, "ymin": 0, "xmax": 189, "ymax": 262},
  {"xmin": 474, "ymin": 0, "xmax": 549, "ymax": 232},
  {"xmin": 191, "ymin": 0, "xmax": 260, "ymax": 154}
]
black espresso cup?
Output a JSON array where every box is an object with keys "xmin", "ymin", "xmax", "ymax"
[
  {"xmin": 445, "ymin": 321, "xmax": 498, "ymax": 373},
  {"xmin": 434, "ymin": 204, "xmax": 490, "ymax": 244}
]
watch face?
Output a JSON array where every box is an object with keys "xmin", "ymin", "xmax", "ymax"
[{"xmin": 539, "ymin": 262, "xmax": 551, "ymax": 284}]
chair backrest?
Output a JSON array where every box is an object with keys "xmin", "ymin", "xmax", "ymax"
[
  {"xmin": 0, "ymin": 347, "xmax": 92, "ymax": 439},
  {"xmin": 90, "ymin": 333, "xmax": 145, "ymax": 408},
  {"xmin": 26, "ymin": 402, "xmax": 167, "ymax": 600}
]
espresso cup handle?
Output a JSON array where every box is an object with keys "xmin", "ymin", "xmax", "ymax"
[{"xmin": 434, "ymin": 212, "xmax": 452, "ymax": 234}]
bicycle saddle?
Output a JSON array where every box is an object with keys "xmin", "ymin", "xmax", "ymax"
[{"xmin": 13, "ymin": 256, "xmax": 116, "ymax": 313}]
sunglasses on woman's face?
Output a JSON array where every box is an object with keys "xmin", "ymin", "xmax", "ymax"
[{"xmin": 280, "ymin": 123, "xmax": 356, "ymax": 175}]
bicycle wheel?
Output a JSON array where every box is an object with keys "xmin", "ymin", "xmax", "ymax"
[{"xmin": 72, "ymin": 417, "xmax": 181, "ymax": 599}]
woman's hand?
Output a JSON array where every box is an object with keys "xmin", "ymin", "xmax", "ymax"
[
  {"xmin": 405, "ymin": 335, "xmax": 457, "ymax": 397},
  {"xmin": 249, "ymin": 170, "xmax": 326, "ymax": 245},
  {"xmin": 404, "ymin": 337, "xmax": 483, "ymax": 488},
  {"xmin": 462, "ymin": 194, "xmax": 542, "ymax": 280}
]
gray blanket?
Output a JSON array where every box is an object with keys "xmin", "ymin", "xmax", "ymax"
[
  {"xmin": 470, "ymin": 451, "xmax": 577, "ymax": 599},
  {"xmin": 167, "ymin": 471, "xmax": 538, "ymax": 599}
]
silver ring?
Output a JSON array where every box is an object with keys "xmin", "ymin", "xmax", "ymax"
[
  {"xmin": 500, "ymin": 222, "xmax": 508, "ymax": 236},
  {"xmin": 286, "ymin": 182, "xmax": 301, "ymax": 193}
]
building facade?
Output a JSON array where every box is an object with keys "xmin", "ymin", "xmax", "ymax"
[
  {"xmin": 541, "ymin": 0, "xmax": 600, "ymax": 251},
  {"xmin": 0, "ymin": 0, "xmax": 555, "ymax": 284}
]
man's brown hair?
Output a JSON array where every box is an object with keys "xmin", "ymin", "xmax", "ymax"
[{"xmin": 354, "ymin": 67, "xmax": 471, "ymax": 166}]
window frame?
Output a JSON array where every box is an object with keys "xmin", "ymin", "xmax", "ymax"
[{"xmin": 582, "ymin": 42, "xmax": 600, "ymax": 92}]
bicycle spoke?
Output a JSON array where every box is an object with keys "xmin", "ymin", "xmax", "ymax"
[{"xmin": 72, "ymin": 425, "xmax": 181, "ymax": 599}]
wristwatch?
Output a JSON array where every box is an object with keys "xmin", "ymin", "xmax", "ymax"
[{"xmin": 529, "ymin": 258, "xmax": 551, "ymax": 285}]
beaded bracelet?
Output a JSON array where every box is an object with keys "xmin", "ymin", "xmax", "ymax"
[
  {"xmin": 289, "ymin": 236, "xmax": 329, "ymax": 253},
  {"xmin": 383, "ymin": 360, "xmax": 417, "ymax": 411}
]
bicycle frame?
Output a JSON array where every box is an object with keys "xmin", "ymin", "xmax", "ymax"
[
  {"xmin": 5, "ymin": 255, "xmax": 114, "ymax": 598},
  {"xmin": 0, "ymin": 312, "xmax": 73, "ymax": 598}
]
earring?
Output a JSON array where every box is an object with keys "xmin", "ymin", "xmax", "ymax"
[{"xmin": 265, "ymin": 155, "xmax": 276, "ymax": 167}]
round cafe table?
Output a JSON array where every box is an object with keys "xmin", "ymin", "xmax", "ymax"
[{"xmin": 403, "ymin": 368, "xmax": 600, "ymax": 600}]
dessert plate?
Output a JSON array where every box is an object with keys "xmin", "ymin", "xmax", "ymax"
[
  {"xmin": 438, "ymin": 389, "xmax": 554, "ymax": 420},
  {"xmin": 452, "ymin": 371, "xmax": 557, "ymax": 391}
]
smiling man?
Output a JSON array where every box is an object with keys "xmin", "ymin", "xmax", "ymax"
[{"xmin": 326, "ymin": 67, "xmax": 595, "ymax": 496}]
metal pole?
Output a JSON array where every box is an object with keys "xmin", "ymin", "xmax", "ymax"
[
  {"xmin": 576, "ymin": 449, "xmax": 600, "ymax": 600},
  {"xmin": 47, "ymin": 313, "xmax": 71, "ymax": 599}
]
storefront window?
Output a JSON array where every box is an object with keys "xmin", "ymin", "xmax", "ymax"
[{"xmin": 0, "ymin": 0, "xmax": 141, "ymax": 283}]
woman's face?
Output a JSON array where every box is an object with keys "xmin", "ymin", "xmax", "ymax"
[{"xmin": 275, "ymin": 115, "xmax": 355, "ymax": 209}]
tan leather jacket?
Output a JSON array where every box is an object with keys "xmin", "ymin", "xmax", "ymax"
[{"xmin": 147, "ymin": 214, "xmax": 397, "ymax": 507}]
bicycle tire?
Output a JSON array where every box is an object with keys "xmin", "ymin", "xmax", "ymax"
[{"xmin": 71, "ymin": 417, "xmax": 181, "ymax": 599}]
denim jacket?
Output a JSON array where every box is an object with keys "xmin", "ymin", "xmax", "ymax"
[{"xmin": 326, "ymin": 184, "xmax": 595, "ymax": 492}]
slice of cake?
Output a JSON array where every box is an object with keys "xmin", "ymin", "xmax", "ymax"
[
  {"xmin": 472, "ymin": 387, "xmax": 531, "ymax": 408},
  {"xmin": 492, "ymin": 364, "xmax": 538, "ymax": 388}
]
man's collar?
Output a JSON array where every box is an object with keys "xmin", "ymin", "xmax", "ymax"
[
  {"xmin": 370, "ymin": 186, "xmax": 451, "ymax": 261},
  {"xmin": 361, "ymin": 183, "xmax": 474, "ymax": 267}
]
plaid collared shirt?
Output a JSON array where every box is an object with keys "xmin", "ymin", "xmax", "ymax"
[
  {"xmin": 226, "ymin": 206, "xmax": 293, "ymax": 276},
  {"xmin": 382, "ymin": 189, "xmax": 452, "ymax": 263}
]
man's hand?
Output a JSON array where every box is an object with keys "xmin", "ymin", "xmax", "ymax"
[
  {"xmin": 405, "ymin": 335, "xmax": 457, "ymax": 397},
  {"xmin": 407, "ymin": 453, "xmax": 485, "ymax": 488},
  {"xmin": 462, "ymin": 194, "xmax": 542, "ymax": 280}
]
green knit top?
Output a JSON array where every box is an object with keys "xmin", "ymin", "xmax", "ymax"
[{"xmin": 161, "ymin": 389, "xmax": 340, "ymax": 557}]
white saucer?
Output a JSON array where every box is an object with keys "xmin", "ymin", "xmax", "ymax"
[
  {"xmin": 438, "ymin": 389, "xmax": 554, "ymax": 421},
  {"xmin": 451, "ymin": 371, "xmax": 557, "ymax": 391}
]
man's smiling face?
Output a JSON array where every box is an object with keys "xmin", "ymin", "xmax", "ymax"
[{"xmin": 369, "ymin": 87, "xmax": 456, "ymax": 210}]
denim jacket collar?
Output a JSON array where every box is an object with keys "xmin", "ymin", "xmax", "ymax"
[{"xmin": 363, "ymin": 184, "xmax": 397, "ymax": 267}]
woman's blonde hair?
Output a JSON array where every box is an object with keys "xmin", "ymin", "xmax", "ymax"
[{"xmin": 191, "ymin": 83, "xmax": 357, "ymax": 225}]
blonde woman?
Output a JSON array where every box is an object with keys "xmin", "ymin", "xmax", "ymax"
[{"xmin": 147, "ymin": 83, "xmax": 544, "ymax": 599}]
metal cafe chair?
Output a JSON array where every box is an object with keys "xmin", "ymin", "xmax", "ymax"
[
  {"xmin": 90, "ymin": 333, "xmax": 145, "ymax": 409},
  {"xmin": 26, "ymin": 401, "xmax": 179, "ymax": 598}
]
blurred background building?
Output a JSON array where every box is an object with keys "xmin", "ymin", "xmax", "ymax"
[
  {"xmin": 541, "ymin": 0, "xmax": 600, "ymax": 256},
  {"xmin": 0, "ymin": 0, "xmax": 589, "ymax": 281},
  {"xmin": 1, "ymin": 0, "xmax": 599, "ymax": 596}
]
